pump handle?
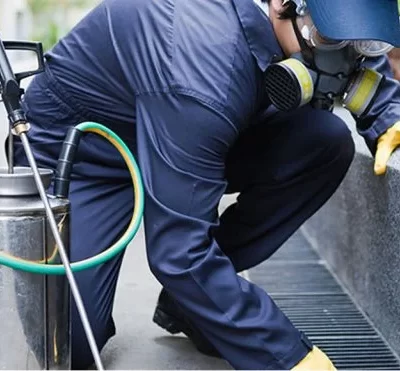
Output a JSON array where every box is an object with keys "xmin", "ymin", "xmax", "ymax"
[
  {"xmin": 2, "ymin": 41, "xmax": 45, "ymax": 82},
  {"xmin": 0, "ymin": 39, "xmax": 45, "ymax": 126}
]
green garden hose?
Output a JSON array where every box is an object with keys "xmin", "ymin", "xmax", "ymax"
[{"xmin": 0, "ymin": 122, "xmax": 144, "ymax": 275}]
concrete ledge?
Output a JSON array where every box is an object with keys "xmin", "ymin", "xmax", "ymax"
[{"xmin": 303, "ymin": 108, "xmax": 400, "ymax": 356}]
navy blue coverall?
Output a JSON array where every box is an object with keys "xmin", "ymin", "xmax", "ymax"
[{"xmin": 12, "ymin": 0, "xmax": 400, "ymax": 369}]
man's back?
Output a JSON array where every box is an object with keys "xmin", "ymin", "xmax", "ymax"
[{"xmin": 43, "ymin": 0, "xmax": 264, "ymax": 129}]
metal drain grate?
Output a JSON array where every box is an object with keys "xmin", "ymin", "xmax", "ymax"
[
  {"xmin": 250, "ymin": 262, "xmax": 343, "ymax": 294},
  {"xmin": 269, "ymin": 232, "xmax": 320, "ymax": 262},
  {"xmin": 274, "ymin": 295, "xmax": 379, "ymax": 337},
  {"xmin": 249, "ymin": 231, "xmax": 400, "ymax": 370},
  {"xmin": 316, "ymin": 338, "xmax": 400, "ymax": 370}
]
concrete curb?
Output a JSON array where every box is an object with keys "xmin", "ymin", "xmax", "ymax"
[{"xmin": 303, "ymin": 108, "xmax": 400, "ymax": 357}]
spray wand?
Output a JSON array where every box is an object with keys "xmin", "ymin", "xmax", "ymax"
[{"xmin": 0, "ymin": 38, "xmax": 108, "ymax": 370}]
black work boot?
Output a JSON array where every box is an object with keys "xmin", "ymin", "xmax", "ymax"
[{"xmin": 153, "ymin": 288, "xmax": 221, "ymax": 357}]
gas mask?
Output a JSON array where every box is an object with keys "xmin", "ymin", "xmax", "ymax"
[{"xmin": 264, "ymin": 0, "xmax": 391, "ymax": 115}]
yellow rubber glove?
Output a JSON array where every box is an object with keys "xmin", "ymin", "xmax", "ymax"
[
  {"xmin": 374, "ymin": 122, "xmax": 400, "ymax": 175},
  {"xmin": 291, "ymin": 346, "xmax": 337, "ymax": 371}
]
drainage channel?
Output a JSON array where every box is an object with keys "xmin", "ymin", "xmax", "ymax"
[{"xmin": 248, "ymin": 230, "xmax": 400, "ymax": 370}]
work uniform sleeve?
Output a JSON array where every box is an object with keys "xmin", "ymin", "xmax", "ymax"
[
  {"xmin": 355, "ymin": 55, "xmax": 400, "ymax": 153},
  {"xmin": 134, "ymin": 92, "xmax": 312, "ymax": 370}
]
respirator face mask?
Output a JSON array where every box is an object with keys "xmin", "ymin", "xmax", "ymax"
[{"xmin": 264, "ymin": 0, "xmax": 390, "ymax": 115}]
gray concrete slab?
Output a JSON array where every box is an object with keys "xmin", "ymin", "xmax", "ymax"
[{"xmin": 303, "ymin": 107, "xmax": 400, "ymax": 359}]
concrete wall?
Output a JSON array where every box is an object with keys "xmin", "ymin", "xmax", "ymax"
[{"xmin": 303, "ymin": 108, "xmax": 400, "ymax": 356}]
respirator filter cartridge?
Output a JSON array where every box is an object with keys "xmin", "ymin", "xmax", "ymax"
[
  {"xmin": 265, "ymin": 58, "xmax": 314, "ymax": 111},
  {"xmin": 342, "ymin": 68, "xmax": 384, "ymax": 116}
]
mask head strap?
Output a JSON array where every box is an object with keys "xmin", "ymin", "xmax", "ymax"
[{"xmin": 284, "ymin": 0, "xmax": 315, "ymax": 67}]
